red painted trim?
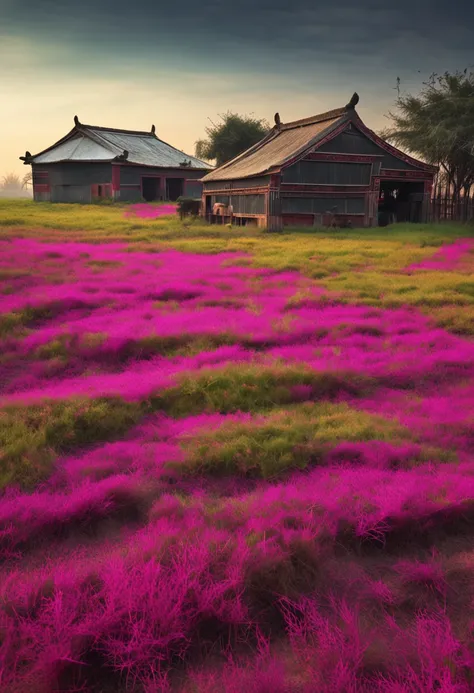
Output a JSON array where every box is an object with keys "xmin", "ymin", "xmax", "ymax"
[
  {"xmin": 33, "ymin": 183, "xmax": 50, "ymax": 193},
  {"xmin": 112, "ymin": 165, "xmax": 120, "ymax": 192},
  {"xmin": 282, "ymin": 213, "xmax": 365, "ymax": 227},
  {"xmin": 352, "ymin": 115, "xmax": 438, "ymax": 172},
  {"xmin": 232, "ymin": 213, "xmax": 266, "ymax": 218},
  {"xmin": 282, "ymin": 214, "xmax": 315, "ymax": 226},
  {"xmin": 204, "ymin": 187, "xmax": 269, "ymax": 195},
  {"xmin": 281, "ymin": 184, "xmax": 369, "ymax": 194},
  {"xmin": 282, "ymin": 193, "xmax": 367, "ymax": 200},
  {"xmin": 380, "ymin": 168, "xmax": 434, "ymax": 180},
  {"xmin": 33, "ymin": 170, "xmax": 49, "ymax": 178},
  {"xmin": 91, "ymin": 183, "xmax": 112, "ymax": 198},
  {"xmin": 113, "ymin": 162, "xmax": 209, "ymax": 172},
  {"xmin": 304, "ymin": 152, "xmax": 382, "ymax": 163}
]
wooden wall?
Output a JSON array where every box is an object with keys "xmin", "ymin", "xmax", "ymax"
[
  {"xmin": 32, "ymin": 163, "xmax": 112, "ymax": 203},
  {"xmin": 202, "ymin": 176, "xmax": 271, "ymax": 191},
  {"xmin": 119, "ymin": 165, "xmax": 206, "ymax": 202},
  {"xmin": 318, "ymin": 128, "xmax": 420, "ymax": 171},
  {"xmin": 281, "ymin": 196, "xmax": 366, "ymax": 215},
  {"xmin": 283, "ymin": 160, "xmax": 372, "ymax": 186}
]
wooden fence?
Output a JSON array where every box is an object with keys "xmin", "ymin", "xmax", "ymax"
[{"xmin": 429, "ymin": 194, "xmax": 474, "ymax": 223}]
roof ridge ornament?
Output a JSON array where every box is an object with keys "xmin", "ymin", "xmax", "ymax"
[
  {"xmin": 151, "ymin": 124, "xmax": 156, "ymax": 135},
  {"xmin": 274, "ymin": 112, "xmax": 281, "ymax": 130},
  {"xmin": 19, "ymin": 151, "xmax": 32, "ymax": 164},
  {"xmin": 345, "ymin": 93, "xmax": 359, "ymax": 110},
  {"xmin": 74, "ymin": 115, "xmax": 81, "ymax": 126}
]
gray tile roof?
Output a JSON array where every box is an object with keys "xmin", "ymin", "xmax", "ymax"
[
  {"xmin": 32, "ymin": 135, "xmax": 114, "ymax": 164},
  {"xmin": 202, "ymin": 107, "xmax": 350, "ymax": 182},
  {"xmin": 30, "ymin": 122, "xmax": 212, "ymax": 170}
]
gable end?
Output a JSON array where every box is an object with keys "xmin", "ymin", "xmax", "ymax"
[{"xmin": 316, "ymin": 121, "xmax": 434, "ymax": 172}]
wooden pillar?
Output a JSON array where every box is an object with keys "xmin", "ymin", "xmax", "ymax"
[
  {"xmin": 422, "ymin": 179, "xmax": 433, "ymax": 222},
  {"xmin": 367, "ymin": 176, "xmax": 380, "ymax": 227},
  {"xmin": 112, "ymin": 165, "xmax": 121, "ymax": 201},
  {"xmin": 268, "ymin": 174, "xmax": 282, "ymax": 231}
]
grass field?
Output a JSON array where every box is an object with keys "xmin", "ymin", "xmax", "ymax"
[{"xmin": 1, "ymin": 198, "xmax": 474, "ymax": 692}]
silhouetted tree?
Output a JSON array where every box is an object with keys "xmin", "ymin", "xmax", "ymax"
[
  {"xmin": 22, "ymin": 171, "xmax": 33, "ymax": 190},
  {"xmin": 195, "ymin": 112, "xmax": 270, "ymax": 167}
]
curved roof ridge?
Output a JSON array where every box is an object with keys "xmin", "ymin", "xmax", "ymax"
[
  {"xmin": 81, "ymin": 123, "xmax": 155, "ymax": 137},
  {"xmin": 280, "ymin": 107, "xmax": 347, "ymax": 130}
]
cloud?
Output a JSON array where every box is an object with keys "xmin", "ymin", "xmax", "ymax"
[{"xmin": 3, "ymin": 0, "xmax": 473, "ymax": 74}]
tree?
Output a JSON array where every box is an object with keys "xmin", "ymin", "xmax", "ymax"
[
  {"xmin": 195, "ymin": 112, "xmax": 270, "ymax": 167},
  {"xmin": 22, "ymin": 171, "xmax": 33, "ymax": 190},
  {"xmin": 380, "ymin": 69, "xmax": 474, "ymax": 201},
  {"xmin": 1, "ymin": 173, "xmax": 22, "ymax": 192}
]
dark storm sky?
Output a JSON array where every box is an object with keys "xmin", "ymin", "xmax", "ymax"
[
  {"xmin": 2, "ymin": 0, "xmax": 474, "ymax": 78},
  {"xmin": 1, "ymin": 0, "xmax": 473, "ymax": 176}
]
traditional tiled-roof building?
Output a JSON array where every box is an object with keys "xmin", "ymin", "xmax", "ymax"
[
  {"xmin": 201, "ymin": 94, "xmax": 437, "ymax": 229},
  {"xmin": 21, "ymin": 116, "xmax": 211, "ymax": 203}
]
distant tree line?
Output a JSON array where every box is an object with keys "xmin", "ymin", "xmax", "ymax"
[{"xmin": 0, "ymin": 172, "xmax": 32, "ymax": 197}]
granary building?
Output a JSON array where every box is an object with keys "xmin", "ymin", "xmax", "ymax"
[
  {"xmin": 21, "ymin": 117, "xmax": 211, "ymax": 203},
  {"xmin": 201, "ymin": 94, "xmax": 437, "ymax": 229}
]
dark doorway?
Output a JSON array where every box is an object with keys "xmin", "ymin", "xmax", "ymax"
[
  {"xmin": 378, "ymin": 180, "xmax": 425, "ymax": 226},
  {"xmin": 142, "ymin": 177, "xmax": 160, "ymax": 202},
  {"xmin": 166, "ymin": 178, "xmax": 184, "ymax": 201}
]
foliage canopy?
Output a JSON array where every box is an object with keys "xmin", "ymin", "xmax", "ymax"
[
  {"xmin": 195, "ymin": 111, "xmax": 270, "ymax": 167},
  {"xmin": 381, "ymin": 69, "xmax": 474, "ymax": 199}
]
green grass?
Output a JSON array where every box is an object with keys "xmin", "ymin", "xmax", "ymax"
[
  {"xmin": 153, "ymin": 363, "xmax": 375, "ymax": 417},
  {"xmin": 0, "ymin": 305, "xmax": 57, "ymax": 337},
  {"xmin": 176, "ymin": 402, "xmax": 408, "ymax": 478},
  {"xmin": 0, "ymin": 397, "xmax": 142, "ymax": 489},
  {"xmin": 0, "ymin": 362, "xmax": 376, "ymax": 489},
  {"xmin": 321, "ymin": 270, "xmax": 474, "ymax": 308},
  {"xmin": 427, "ymin": 305, "xmax": 474, "ymax": 335}
]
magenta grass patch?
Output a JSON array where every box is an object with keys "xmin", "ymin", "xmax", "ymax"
[
  {"xmin": 2, "ymin": 233, "xmax": 474, "ymax": 691},
  {"xmin": 405, "ymin": 238, "xmax": 474, "ymax": 271}
]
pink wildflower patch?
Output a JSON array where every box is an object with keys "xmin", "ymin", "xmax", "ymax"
[
  {"xmin": 2, "ymin": 229, "xmax": 474, "ymax": 691},
  {"xmin": 405, "ymin": 238, "xmax": 474, "ymax": 271}
]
